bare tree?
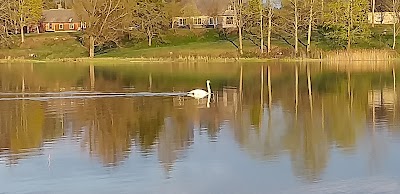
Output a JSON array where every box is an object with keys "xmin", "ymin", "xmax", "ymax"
[
  {"xmin": 73, "ymin": 0, "xmax": 131, "ymax": 57},
  {"xmin": 372, "ymin": 0, "xmax": 375, "ymax": 27},
  {"xmin": 0, "ymin": 0, "xmax": 18, "ymax": 47},
  {"xmin": 259, "ymin": 0, "xmax": 264, "ymax": 53},
  {"xmin": 232, "ymin": 0, "xmax": 244, "ymax": 55},
  {"xmin": 132, "ymin": 0, "xmax": 168, "ymax": 47},
  {"xmin": 266, "ymin": 0, "xmax": 274, "ymax": 53},
  {"xmin": 294, "ymin": 0, "xmax": 299, "ymax": 54},
  {"xmin": 306, "ymin": 0, "xmax": 316, "ymax": 54}
]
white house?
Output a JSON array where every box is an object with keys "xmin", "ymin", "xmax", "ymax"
[{"xmin": 368, "ymin": 12, "xmax": 398, "ymax": 25}]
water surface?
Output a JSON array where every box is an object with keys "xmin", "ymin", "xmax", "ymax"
[{"xmin": 1, "ymin": 62, "xmax": 400, "ymax": 193}]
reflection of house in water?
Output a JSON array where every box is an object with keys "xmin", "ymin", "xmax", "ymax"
[
  {"xmin": 220, "ymin": 87, "xmax": 238, "ymax": 107},
  {"xmin": 368, "ymin": 89, "xmax": 396, "ymax": 108},
  {"xmin": 368, "ymin": 88, "xmax": 397, "ymax": 123}
]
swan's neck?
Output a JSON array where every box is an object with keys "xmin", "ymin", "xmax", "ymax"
[{"xmin": 207, "ymin": 82, "xmax": 211, "ymax": 94}]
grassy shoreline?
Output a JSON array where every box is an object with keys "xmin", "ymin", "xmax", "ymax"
[
  {"xmin": 1, "ymin": 30, "xmax": 400, "ymax": 64},
  {"xmin": 1, "ymin": 56, "xmax": 400, "ymax": 64}
]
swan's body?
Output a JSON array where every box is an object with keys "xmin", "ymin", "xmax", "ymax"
[{"xmin": 187, "ymin": 80, "xmax": 211, "ymax": 99}]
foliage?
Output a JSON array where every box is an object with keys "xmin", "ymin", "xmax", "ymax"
[
  {"xmin": 130, "ymin": 0, "xmax": 169, "ymax": 47},
  {"xmin": 72, "ymin": 0, "xmax": 132, "ymax": 56},
  {"xmin": 321, "ymin": 0, "xmax": 371, "ymax": 48}
]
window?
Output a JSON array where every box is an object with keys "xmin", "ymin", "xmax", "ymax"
[
  {"xmin": 59, "ymin": 24, "xmax": 63, "ymax": 29},
  {"xmin": 193, "ymin": 18, "xmax": 202, "ymax": 25},
  {"xmin": 226, "ymin": 17, "xmax": 234, "ymax": 25},
  {"xmin": 48, "ymin": 23, "xmax": 53, "ymax": 29},
  {"xmin": 69, "ymin": 23, "xmax": 74, "ymax": 29},
  {"xmin": 209, "ymin": 17, "xmax": 215, "ymax": 25},
  {"xmin": 179, "ymin": 18, "xmax": 187, "ymax": 26}
]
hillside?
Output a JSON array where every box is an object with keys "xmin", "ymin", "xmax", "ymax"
[{"xmin": 0, "ymin": 32, "xmax": 87, "ymax": 60}]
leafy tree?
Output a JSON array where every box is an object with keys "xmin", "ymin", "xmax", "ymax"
[
  {"xmin": 131, "ymin": 0, "xmax": 169, "ymax": 46},
  {"xmin": 42, "ymin": 0, "xmax": 57, "ymax": 9},
  {"xmin": 15, "ymin": 0, "xmax": 42, "ymax": 43},
  {"xmin": 322, "ymin": 0, "xmax": 371, "ymax": 49},
  {"xmin": 242, "ymin": 0, "xmax": 262, "ymax": 49}
]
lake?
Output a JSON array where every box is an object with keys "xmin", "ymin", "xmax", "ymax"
[{"xmin": 1, "ymin": 61, "xmax": 400, "ymax": 194}]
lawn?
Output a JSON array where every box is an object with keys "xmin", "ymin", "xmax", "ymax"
[
  {"xmin": 2, "ymin": 27, "xmax": 400, "ymax": 61},
  {"xmin": 0, "ymin": 32, "xmax": 87, "ymax": 60}
]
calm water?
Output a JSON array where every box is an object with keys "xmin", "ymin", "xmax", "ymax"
[{"xmin": 1, "ymin": 62, "xmax": 400, "ymax": 193}]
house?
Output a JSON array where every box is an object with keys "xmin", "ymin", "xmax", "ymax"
[
  {"xmin": 368, "ymin": 12, "xmax": 398, "ymax": 25},
  {"xmin": 41, "ymin": 4, "xmax": 85, "ymax": 32},
  {"xmin": 172, "ymin": 3, "xmax": 237, "ymax": 29}
]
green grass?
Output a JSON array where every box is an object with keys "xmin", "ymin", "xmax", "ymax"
[
  {"xmin": 100, "ymin": 41, "xmax": 240, "ymax": 58},
  {"xmin": 2, "ymin": 26, "xmax": 400, "ymax": 61},
  {"xmin": 0, "ymin": 32, "xmax": 87, "ymax": 60}
]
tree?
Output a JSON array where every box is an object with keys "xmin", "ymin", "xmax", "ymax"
[
  {"xmin": 259, "ymin": 0, "xmax": 264, "ymax": 53},
  {"xmin": 0, "ymin": 0, "xmax": 13, "ymax": 47},
  {"xmin": 276, "ymin": 0, "xmax": 304, "ymax": 55},
  {"xmin": 232, "ymin": 0, "xmax": 244, "ymax": 55},
  {"xmin": 43, "ymin": 0, "xmax": 57, "ymax": 9},
  {"xmin": 242, "ymin": 0, "xmax": 262, "ymax": 51},
  {"xmin": 132, "ymin": 0, "xmax": 168, "ymax": 47},
  {"xmin": 322, "ymin": 0, "xmax": 370, "ymax": 50},
  {"xmin": 72, "ymin": 0, "xmax": 132, "ymax": 57},
  {"xmin": 266, "ymin": 0, "xmax": 274, "ymax": 53},
  {"xmin": 306, "ymin": 0, "xmax": 316, "ymax": 54},
  {"xmin": 16, "ymin": 0, "xmax": 42, "ymax": 43}
]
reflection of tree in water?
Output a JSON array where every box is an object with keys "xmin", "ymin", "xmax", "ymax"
[
  {"xmin": 1, "ymin": 62, "xmax": 400, "ymax": 180},
  {"xmin": 0, "ymin": 101, "xmax": 45, "ymax": 165}
]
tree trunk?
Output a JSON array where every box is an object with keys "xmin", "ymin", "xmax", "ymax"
[
  {"xmin": 147, "ymin": 27, "xmax": 152, "ymax": 46},
  {"xmin": 20, "ymin": 15, "xmax": 24, "ymax": 43},
  {"xmin": 36, "ymin": 26, "xmax": 40, "ymax": 34},
  {"xmin": 294, "ymin": 0, "xmax": 299, "ymax": 55},
  {"xmin": 372, "ymin": 0, "xmax": 375, "ymax": 27},
  {"xmin": 321, "ymin": 0, "xmax": 324, "ymax": 21},
  {"xmin": 268, "ymin": 6, "xmax": 272, "ymax": 53},
  {"xmin": 89, "ymin": 35, "xmax": 95, "ymax": 58},
  {"xmin": 347, "ymin": 0, "xmax": 352, "ymax": 50},
  {"xmin": 393, "ymin": 0, "xmax": 396, "ymax": 49},
  {"xmin": 394, "ymin": 23, "xmax": 396, "ymax": 49},
  {"xmin": 148, "ymin": 35, "xmax": 152, "ymax": 47},
  {"xmin": 307, "ymin": 0, "xmax": 314, "ymax": 54},
  {"xmin": 233, "ymin": 0, "xmax": 243, "ymax": 55},
  {"xmin": 259, "ymin": 1, "xmax": 264, "ymax": 54}
]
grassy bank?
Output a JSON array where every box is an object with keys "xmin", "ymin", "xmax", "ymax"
[{"xmin": 1, "ymin": 28, "xmax": 400, "ymax": 62}]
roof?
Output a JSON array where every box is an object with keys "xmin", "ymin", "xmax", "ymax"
[{"xmin": 42, "ymin": 9, "xmax": 79, "ymax": 23}]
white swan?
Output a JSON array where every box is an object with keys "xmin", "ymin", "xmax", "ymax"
[{"xmin": 187, "ymin": 80, "xmax": 211, "ymax": 99}]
